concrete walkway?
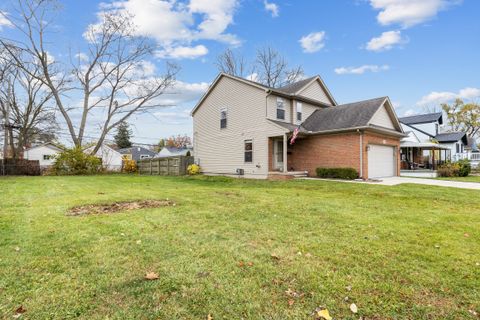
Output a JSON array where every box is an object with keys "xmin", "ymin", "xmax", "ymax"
[{"xmin": 304, "ymin": 177, "xmax": 480, "ymax": 190}]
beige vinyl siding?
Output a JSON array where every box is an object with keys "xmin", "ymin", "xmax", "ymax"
[
  {"xmin": 298, "ymin": 80, "xmax": 333, "ymax": 105},
  {"xmin": 298, "ymin": 101, "xmax": 321, "ymax": 123},
  {"xmin": 266, "ymin": 95, "xmax": 292, "ymax": 123},
  {"xmin": 370, "ymin": 104, "xmax": 395, "ymax": 129},
  {"xmin": 193, "ymin": 76, "xmax": 287, "ymax": 178}
]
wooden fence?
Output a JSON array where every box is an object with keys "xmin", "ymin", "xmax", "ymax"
[
  {"xmin": 0, "ymin": 159, "xmax": 41, "ymax": 176},
  {"xmin": 137, "ymin": 156, "xmax": 194, "ymax": 176}
]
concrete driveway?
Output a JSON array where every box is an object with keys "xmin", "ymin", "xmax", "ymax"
[{"xmin": 370, "ymin": 177, "xmax": 480, "ymax": 190}]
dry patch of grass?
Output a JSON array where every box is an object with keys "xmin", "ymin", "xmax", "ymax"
[{"xmin": 67, "ymin": 199, "xmax": 176, "ymax": 216}]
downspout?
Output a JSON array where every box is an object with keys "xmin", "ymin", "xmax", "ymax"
[{"xmin": 358, "ymin": 129, "xmax": 364, "ymax": 179}]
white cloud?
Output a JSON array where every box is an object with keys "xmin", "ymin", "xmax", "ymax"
[
  {"xmin": 0, "ymin": 11, "xmax": 13, "ymax": 30},
  {"xmin": 299, "ymin": 31, "xmax": 326, "ymax": 53},
  {"xmin": 334, "ymin": 64, "xmax": 390, "ymax": 75},
  {"xmin": 90, "ymin": 0, "xmax": 240, "ymax": 59},
  {"xmin": 156, "ymin": 45, "xmax": 208, "ymax": 59},
  {"xmin": 403, "ymin": 109, "xmax": 419, "ymax": 116},
  {"xmin": 366, "ymin": 30, "xmax": 407, "ymax": 52},
  {"xmin": 417, "ymin": 87, "xmax": 480, "ymax": 106},
  {"xmin": 264, "ymin": 0, "xmax": 279, "ymax": 17},
  {"xmin": 369, "ymin": 0, "xmax": 461, "ymax": 28}
]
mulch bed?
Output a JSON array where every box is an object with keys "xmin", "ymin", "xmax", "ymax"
[{"xmin": 67, "ymin": 199, "xmax": 176, "ymax": 216}]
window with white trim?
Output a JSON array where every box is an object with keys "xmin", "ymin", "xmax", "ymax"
[
  {"xmin": 296, "ymin": 102, "xmax": 302, "ymax": 122},
  {"xmin": 276, "ymin": 98, "xmax": 285, "ymax": 120},
  {"xmin": 220, "ymin": 108, "xmax": 227, "ymax": 129},
  {"xmin": 244, "ymin": 140, "xmax": 253, "ymax": 163}
]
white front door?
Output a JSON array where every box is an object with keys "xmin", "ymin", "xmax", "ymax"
[
  {"xmin": 368, "ymin": 145, "xmax": 396, "ymax": 178},
  {"xmin": 273, "ymin": 139, "xmax": 284, "ymax": 171}
]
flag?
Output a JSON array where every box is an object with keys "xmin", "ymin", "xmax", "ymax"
[{"xmin": 290, "ymin": 127, "xmax": 299, "ymax": 145}]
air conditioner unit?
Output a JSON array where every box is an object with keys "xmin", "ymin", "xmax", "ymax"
[{"xmin": 236, "ymin": 168, "xmax": 244, "ymax": 175}]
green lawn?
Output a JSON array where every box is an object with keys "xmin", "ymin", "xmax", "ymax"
[
  {"xmin": 1, "ymin": 175, "xmax": 479, "ymax": 319},
  {"xmin": 437, "ymin": 175, "xmax": 480, "ymax": 183}
]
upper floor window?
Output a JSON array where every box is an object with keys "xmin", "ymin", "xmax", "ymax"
[
  {"xmin": 296, "ymin": 102, "xmax": 302, "ymax": 122},
  {"xmin": 244, "ymin": 140, "xmax": 253, "ymax": 163},
  {"xmin": 220, "ymin": 108, "xmax": 227, "ymax": 129},
  {"xmin": 276, "ymin": 98, "xmax": 285, "ymax": 120},
  {"xmin": 456, "ymin": 143, "xmax": 460, "ymax": 153}
]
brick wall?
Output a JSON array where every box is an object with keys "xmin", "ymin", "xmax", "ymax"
[{"xmin": 287, "ymin": 131, "xmax": 400, "ymax": 179}]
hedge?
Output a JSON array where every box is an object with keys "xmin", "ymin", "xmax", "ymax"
[{"xmin": 316, "ymin": 167, "xmax": 358, "ymax": 180}]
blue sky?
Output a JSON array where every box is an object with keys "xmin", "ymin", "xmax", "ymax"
[{"xmin": 1, "ymin": 0, "xmax": 479, "ymax": 145}]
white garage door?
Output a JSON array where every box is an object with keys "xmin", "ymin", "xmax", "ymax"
[{"xmin": 368, "ymin": 145, "xmax": 395, "ymax": 178}]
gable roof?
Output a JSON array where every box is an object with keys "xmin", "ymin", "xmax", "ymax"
[
  {"xmin": 157, "ymin": 146, "xmax": 193, "ymax": 157},
  {"xmin": 435, "ymin": 132, "xmax": 468, "ymax": 144},
  {"xmin": 118, "ymin": 146, "xmax": 156, "ymax": 160},
  {"xmin": 301, "ymin": 97, "xmax": 403, "ymax": 134},
  {"xmin": 191, "ymin": 73, "xmax": 336, "ymax": 115},
  {"xmin": 399, "ymin": 112, "xmax": 443, "ymax": 125},
  {"xmin": 25, "ymin": 142, "xmax": 63, "ymax": 152}
]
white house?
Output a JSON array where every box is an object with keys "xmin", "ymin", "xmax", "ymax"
[
  {"xmin": 24, "ymin": 143, "xmax": 63, "ymax": 168},
  {"xmin": 84, "ymin": 144, "xmax": 123, "ymax": 171}
]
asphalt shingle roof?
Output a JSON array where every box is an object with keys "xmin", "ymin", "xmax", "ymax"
[
  {"xmin": 276, "ymin": 76, "xmax": 317, "ymax": 94},
  {"xmin": 118, "ymin": 146, "xmax": 156, "ymax": 161},
  {"xmin": 399, "ymin": 112, "xmax": 443, "ymax": 125},
  {"xmin": 435, "ymin": 132, "xmax": 467, "ymax": 143},
  {"xmin": 301, "ymin": 97, "xmax": 388, "ymax": 132}
]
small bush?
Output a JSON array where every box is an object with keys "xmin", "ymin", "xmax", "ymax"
[
  {"xmin": 457, "ymin": 159, "xmax": 471, "ymax": 177},
  {"xmin": 437, "ymin": 162, "xmax": 460, "ymax": 177},
  {"xmin": 187, "ymin": 164, "xmax": 201, "ymax": 175},
  {"xmin": 50, "ymin": 148, "xmax": 102, "ymax": 175},
  {"xmin": 316, "ymin": 167, "xmax": 358, "ymax": 180},
  {"xmin": 122, "ymin": 159, "xmax": 137, "ymax": 173}
]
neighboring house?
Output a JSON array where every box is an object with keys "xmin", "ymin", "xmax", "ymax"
[
  {"xmin": 24, "ymin": 143, "xmax": 63, "ymax": 168},
  {"xmin": 118, "ymin": 146, "xmax": 156, "ymax": 161},
  {"xmin": 191, "ymin": 73, "xmax": 405, "ymax": 179},
  {"xmin": 398, "ymin": 113, "xmax": 471, "ymax": 173},
  {"xmin": 84, "ymin": 144, "xmax": 123, "ymax": 171},
  {"xmin": 156, "ymin": 146, "xmax": 193, "ymax": 158}
]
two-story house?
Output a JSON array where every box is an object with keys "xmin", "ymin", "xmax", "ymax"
[
  {"xmin": 398, "ymin": 112, "xmax": 470, "ymax": 173},
  {"xmin": 191, "ymin": 73, "xmax": 405, "ymax": 179}
]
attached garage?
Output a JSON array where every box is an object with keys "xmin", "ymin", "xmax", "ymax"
[{"xmin": 368, "ymin": 144, "xmax": 396, "ymax": 178}]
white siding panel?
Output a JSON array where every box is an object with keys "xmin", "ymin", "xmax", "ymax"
[
  {"xmin": 193, "ymin": 76, "xmax": 286, "ymax": 178},
  {"xmin": 24, "ymin": 146, "xmax": 60, "ymax": 167},
  {"xmin": 266, "ymin": 95, "xmax": 292, "ymax": 123},
  {"xmin": 298, "ymin": 80, "xmax": 332, "ymax": 105},
  {"xmin": 370, "ymin": 104, "xmax": 395, "ymax": 129}
]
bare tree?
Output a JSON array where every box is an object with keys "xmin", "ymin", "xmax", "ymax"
[
  {"xmin": 0, "ymin": 46, "xmax": 57, "ymax": 158},
  {"xmin": 215, "ymin": 48, "xmax": 248, "ymax": 77},
  {"xmin": 0, "ymin": 0, "xmax": 178, "ymax": 154},
  {"xmin": 255, "ymin": 47, "xmax": 304, "ymax": 88},
  {"xmin": 215, "ymin": 46, "xmax": 304, "ymax": 88}
]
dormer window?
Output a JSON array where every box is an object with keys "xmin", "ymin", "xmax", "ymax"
[
  {"xmin": 296, "ymin": 102, "xmax": 302, "ymax": 122},
  {"xmin": 220, "ymin": 108, "xmax": 227, "ymax": 129},
  {"xmin": 276, "ymin": 98, "xmax": 285, "ymax": 120}
]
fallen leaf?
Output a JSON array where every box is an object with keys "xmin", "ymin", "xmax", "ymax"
[
  {"xmin": 316, "ymin": 308, "xmax": 332, "ymax": 320},
  {"xmin": 434, "ymin": 244, "xmax": 440, "ymax": 249},
  {"xmin": 136, "ymin": 240, "xmax": 142, "ymax": 244},
  {"xmin": 14, "ymin": 247, "xmax": 20, "ymax": 252},
  {"xmin": 305, "ymin": 253, "xmax": 312, "ymax": 258},
  {"xmin": 13, "ymin": 306, "xmax": 26, "ymax": 318},
  {"xmin": 270, "ymin": 253, "xmax": 280, "ymax": 260},
  {"xmin": 206, "ymin": 313, "xmax": 213, "ymax": 320},
  {"xmin": 238, "ymin": 261, "xmax": 244, "ymax": 267},
  {"xmin": 144, "ymin": 272, "xmax": 159, "ymax": 280},
  {"xmin": 468, "ymin": 309, "xmax": 478, "ymax": 316},
  {"xmin": 247, "ymin": 261, "xmax": 254, "ymax": 267},
  {"xmin": 288, "ymin": 299, "xmax": 295, "ymax": 306},
  {"xmin": 344, "ymin": 296, "xmax": 349, "ymax": 301},
  {"xmin": 464, "ymin": 233, "xmax": 470, "ymax": 237},
  {"xmin": 350, "ymin": 303, "xmax": 358, "ymax": 313},
  {"xmin": 346, "ymin": 285, "xmax": 352, "ymax": 291}
]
